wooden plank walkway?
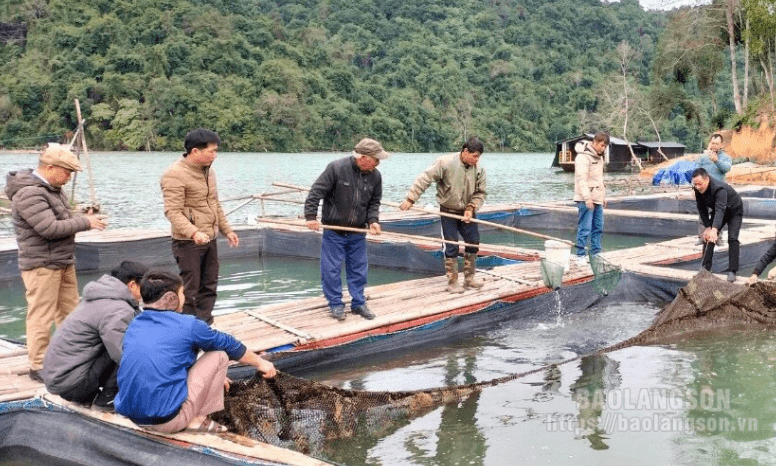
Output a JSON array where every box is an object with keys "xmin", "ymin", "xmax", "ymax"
[
  {"xmin": 2, "ymin": 191, "xmax": 775, "ymax": 402},
  {"xmin": 1, "ymin": 222, "xmax": 771, "ymax": 401}
]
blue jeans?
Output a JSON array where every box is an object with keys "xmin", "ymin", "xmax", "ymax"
[
  {"xmin": 321, "ymin": 230, "xmax": 368, "ymax": 308},
  {"xmin": 576, "ymin": 202, "xmax": 604, "ymax": 257}
]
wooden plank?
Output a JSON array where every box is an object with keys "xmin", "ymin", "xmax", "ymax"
[
  {"xmin": 3, "ymin": 216, "xmax": 775, "ymax": 404},
  {"xmin": 39, "ymin": 394, "xmax": 333, "ymax": 466},
  {"xmin": 244, "ymin": 311, "xmax": 313, "ymax": 341}
]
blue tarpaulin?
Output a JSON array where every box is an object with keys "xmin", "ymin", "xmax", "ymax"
[{"xmin": 652, "ymin": 160, "xmax": 697, "ymax": 186}]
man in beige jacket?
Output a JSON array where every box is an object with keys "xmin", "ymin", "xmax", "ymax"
[
  {"xmin": 160, "ymin": 128, "xmax": 238, "ymax": 325},
  {"xmin": 573, "ymin": 131, "xmax": 609, "ymax": 265}
]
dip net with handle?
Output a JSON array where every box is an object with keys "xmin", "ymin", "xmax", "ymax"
[
  {"xmin": 540, "ymin": 252, "xmax": 622, "ymax": 295},
  {"xmin": 212, "ymin": 271, "xmax": 776, "ymax": 456}
]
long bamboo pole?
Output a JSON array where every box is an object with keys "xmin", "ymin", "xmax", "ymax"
[
  {"xmin": 255, "ymin": 217, "xmax": 538, "ymax": 257},
  {"xmin": 223, "ymin": 191, "xmax": 308, "ymax": 216},
  {"xmin": 271, "ymin": 181, "xmax": 574, "ymax": 246},
  {"xmin": 74, "ymin": 99, "xmax": 97, "ymax": 206}
]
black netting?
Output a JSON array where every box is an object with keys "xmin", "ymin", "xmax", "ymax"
[{"xmin": 214, "ymin": 271, "xmax": 776, "ymax": 457}]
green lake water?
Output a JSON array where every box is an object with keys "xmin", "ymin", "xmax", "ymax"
[{"xmin": 2, "ymin": 152, "xmax": 768, "ymax": 466}]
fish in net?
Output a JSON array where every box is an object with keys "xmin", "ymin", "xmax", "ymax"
[{"xmin": 212, "ymin": 270, "xmax": 776, "ymax": 455}]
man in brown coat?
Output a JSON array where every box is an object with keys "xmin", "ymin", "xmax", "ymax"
[
  {"xmin": 5, "ymin": 144, "xmax": 106, "ymax": 382},
  {"xmin": 160, "ymin": 128, "xmax": 238, "ymax": 325}
]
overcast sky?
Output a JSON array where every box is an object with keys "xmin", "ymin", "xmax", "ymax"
[{"xmin": 636, "ymin": 0, "xmax": 711, "ymax": 10}]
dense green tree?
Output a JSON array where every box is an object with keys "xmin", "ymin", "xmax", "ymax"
[{"xmin": 0, "ymin": 0, "xmax": 747, "ymax": 152}]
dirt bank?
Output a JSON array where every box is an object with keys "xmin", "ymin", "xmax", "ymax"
[{"xmin": 639, "ymin": 122, "xmax": 776, "ymax": 185}]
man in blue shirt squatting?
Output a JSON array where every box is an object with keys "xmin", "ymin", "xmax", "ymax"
[
  {"xmin": 304, "ymin": 138, "xmax": 389, "ymax": 322},
  {"xmin": 115, "ymin": 270, "xmax": 276, "ymax": 433}
]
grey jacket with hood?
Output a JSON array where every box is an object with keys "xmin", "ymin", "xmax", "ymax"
[
  {"xmin": 41, "ymin": 274, "xmax": 142, "ymax": 393},
  {"xmin": 4, "ymin": 168, "xmax": 91, "ymax": 271}
]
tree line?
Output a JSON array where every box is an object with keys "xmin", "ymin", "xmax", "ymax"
[{"xmin": 0, "ymin": 0, "xmax": 772, "ymax": 153}]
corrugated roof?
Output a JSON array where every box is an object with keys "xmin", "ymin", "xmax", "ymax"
[
  {"xmin": 638, "ymin": 141, "xmax": 687, "ymax": 149},
  {"xmin": 554, "ymin": 133, "xmax": 642, "ymax": 147}
]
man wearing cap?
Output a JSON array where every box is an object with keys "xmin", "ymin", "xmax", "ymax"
[
  {"xmin": 400, "ymin": 137, "xmax": 487, "ymax": 293},
  {"xmin": 304, "ymin": 138, "xmax": 388, "ymax": 321},
  {"xmin": 161, "ymin": 128, "xmax": 238, "ymax": 325},
  {"xmin": 4, "ymin": 144, "xmax": 106, "ymax": 382}
]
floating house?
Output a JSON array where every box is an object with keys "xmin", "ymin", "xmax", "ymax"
[
  {"xmin": 638, "ymin": 141, "xmax": 687, "ymax": 164},
  {"xmin": 553, "ymin": 133, "xmax": 686, "ymax": 172}
]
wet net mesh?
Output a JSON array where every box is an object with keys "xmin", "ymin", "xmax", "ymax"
[
  {"xmin": 540, "ymin": 260, "xmax": 565, "ymax": 290},
  {"xmin": 212, "ymin": 270, "xmax": 776, "ymax": 456},
  {"xmin": 588, "ymin": 253, "xmax": 622, "ymax": 296}
]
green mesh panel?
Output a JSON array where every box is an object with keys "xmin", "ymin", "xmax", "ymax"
[
  {"xmin": 540, "ymin": 260, "xmax": 565, "ymax": 290},
  {"xmin": 589, "ymin": 253, "xmax": 622, "ymax": 296}
]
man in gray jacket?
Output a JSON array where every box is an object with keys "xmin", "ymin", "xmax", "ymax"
[
  {"xmin": 41, "ymin": 261, "xmax": 148, "ymax": 409},
  {"xmin": 5, "ymin": 144, "xmax": 106, "ymax": 382}
]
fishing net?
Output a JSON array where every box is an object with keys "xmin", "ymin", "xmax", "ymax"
[
  {"xmin": 213, "ymin": 271, "xmax": 776, "ymax": 456},
  {"xmin": 212, "ymin": 371, "xmax": 487, "ymax": 456},
  {"xmin": 540, "ymin": 259, "xmax": 565, "ymax": 290},
  {"xmin": 602, "ymin": 270, "xmax": 776, "ymax": 352},
  {"xmin": 589, "ymin": 253, "xmax": 622, "ymax": 296}
]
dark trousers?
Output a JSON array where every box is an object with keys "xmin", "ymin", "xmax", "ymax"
[
  {"xmin": 172, "ymin": 240, "xmax": 219, "ymax": 324},
  {"xmin": 701, "ymin": 206, "xmax": 743, "ymax": 273},
  {"xmin": 440, "ymin": 212, "xmax": 480, "ymax": 258},
  {"xmin": 57, "ymin": 351, "xmax": 117, "ymax": 403},
  {"xmin": 320, "ymin": 230, "xmax": 367, "ymax": 308}
]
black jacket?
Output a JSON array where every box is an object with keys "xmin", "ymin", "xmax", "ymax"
[
  {"xmin": 694, "ymin": 177, "xmax": 742, "ymax": 230},
  {"xmin": 304, "ymin": 156, "xmax": 382, "ymax": 229},
  {"xmin": 753, "ymin": 241, "xmax": 776, "ymax": 276}
]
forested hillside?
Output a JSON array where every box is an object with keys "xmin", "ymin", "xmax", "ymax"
[{"xmin": 0, "ymin": 0, "xmax": 739, "ymax": 152}]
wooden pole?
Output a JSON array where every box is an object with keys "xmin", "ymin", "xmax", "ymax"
[
  {"xmin": 255, "ymin": 217, "xmax": 537, "ymax": 256},
  {"xmin": 271, "ymin": 181, "xmax": 574, "ymax": 247},
  {"xmin": 225, "ymin": 198, "xmax": 256, "ymax": 216},
  {"xmin": 74, "ymin": 99, "xmax": 97, "ymax": 206}
]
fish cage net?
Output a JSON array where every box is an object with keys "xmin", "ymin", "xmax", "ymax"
[
  {"xmin": 213, "ymin": 271, "xmax": 776, "ymax": 458},
  {"xmin": 212, "ymin": 371, "xmax": 487, "ymax": 457},
  {"xmin": 603, "ymin": 270, "xmax": 776, "ymax": 352}
]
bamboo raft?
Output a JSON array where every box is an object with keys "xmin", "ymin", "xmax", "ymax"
[
  {"xmin": 3, "ymin": 221, "xmax": 774, "ymax": 402},
  {"xmin": 1, "ymin": 194, "xmax": 774, "ymax": 465}
]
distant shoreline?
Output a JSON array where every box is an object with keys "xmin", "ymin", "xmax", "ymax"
[{"xmin": 0, "ymin": 149, "xmax": 38, "ymax": 155}]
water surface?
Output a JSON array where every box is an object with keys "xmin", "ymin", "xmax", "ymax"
[{"xmin": 2, "ymin": 152, "xmax": 762, "ymax": 466}]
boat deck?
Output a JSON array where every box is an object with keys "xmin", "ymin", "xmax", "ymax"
[{"xmin": 2, "ymin": 220, "xmax": 773, "ymax": 402}]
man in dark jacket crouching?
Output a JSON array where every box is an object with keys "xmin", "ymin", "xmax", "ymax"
[
  {"xmin": 692, "ymin": 167, "xmax": 743, "ymax": 282},
  {"xmin": 41, "ymin": 261, "xmax": 149, "ymax": 409}
]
